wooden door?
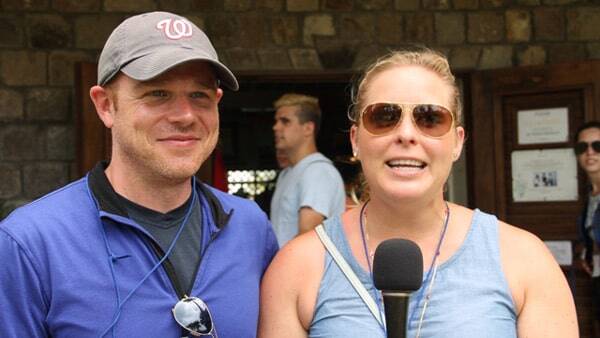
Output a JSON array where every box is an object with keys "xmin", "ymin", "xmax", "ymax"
[{"xmin": 471, "ymin": 60, "xmax": 600, "ymax": 337}]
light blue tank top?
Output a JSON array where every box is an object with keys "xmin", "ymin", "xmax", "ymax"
[{"xmin": 309, "ymin": 209, "xmax": 517, "ymax": 338}]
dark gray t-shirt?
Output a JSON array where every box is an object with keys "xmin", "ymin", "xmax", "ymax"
[{"xmin": 119, "ymin": 193, "xmax": 202, "ymax": 295}]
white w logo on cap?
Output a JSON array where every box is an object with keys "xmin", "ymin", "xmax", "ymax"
[{"xmin": 156, "ymin": 18, "xmax": 193, "ymax": 40}]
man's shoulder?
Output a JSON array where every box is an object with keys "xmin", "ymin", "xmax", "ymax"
[
  {"xmin": 0, "ymin": 179, "xmax": 94, "ymax": 246},
  {"xmin": 1, "ymin": 178, "xmax": 89, "ymax": 232}
]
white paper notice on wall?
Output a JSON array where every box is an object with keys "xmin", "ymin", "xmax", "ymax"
[
  {"xmin": 517, "ymin": 107, "xmax": 569, "ymax": 145},
  {"xmin": 511, "ymin": 148, "xmax": 578, "ymax": 202},
  {"xmin": 544, "ymin": 240, "xmax": 572, "ymax": 266}
]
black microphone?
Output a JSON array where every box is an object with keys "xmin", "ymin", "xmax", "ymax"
[{"xmin": 373, "ymin": 239, "xmax": 423, "ymax": 338}]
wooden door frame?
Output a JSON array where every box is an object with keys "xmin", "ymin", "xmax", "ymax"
[{"xmin": 471, "ymin": 61, "xmax": 600, "ymax": 221}]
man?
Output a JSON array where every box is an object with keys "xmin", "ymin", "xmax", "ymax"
[
  {"xmin": 575, "ymin": 121, "xmax": 600, "ymax": 337},
  {"xmin": 270, "ymin": 93, "xmax": 345, "ymax": 246},
  {"xmin": 0, "ymin": 12, "xmax": 278, "ymax": 338}
]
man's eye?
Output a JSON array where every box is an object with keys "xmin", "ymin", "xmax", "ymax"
[
  {"xmin": 190, "ymin": 92, "xmax": 209, "ymax": 99},
  {"xmin": 150, "ymin": 90, "xmax": 168, "ymax": 97}
]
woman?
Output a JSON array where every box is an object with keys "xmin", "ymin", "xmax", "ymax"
[{"xmin": 258, "ymin": 49, "xmax": 578, "ymax": 337}]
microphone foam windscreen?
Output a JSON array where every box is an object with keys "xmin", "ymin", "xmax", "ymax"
[{"xmin": 373, "ymin": 238, "xmax": 423, "ymax": 292}]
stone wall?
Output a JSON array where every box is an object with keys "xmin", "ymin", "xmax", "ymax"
[{"xmin": 1, "ymin": 0, "xmax": 600, "ymax": 217}]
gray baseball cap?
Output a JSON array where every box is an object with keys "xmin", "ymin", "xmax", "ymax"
[{"xmin": 97, "ymin": 11, "xmax": 238, "ymax": 91}]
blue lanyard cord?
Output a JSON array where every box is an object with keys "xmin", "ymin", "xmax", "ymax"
[
  {"xmin": 97, "ymin": 177, "xmax": 198, "ymax": 338},
  {"xmin": 359, "ymin": 200, "xmax": 386, "ymax": 334},
  {"xmin": 407, "ymin": 202, "xmax": 450, "ymax": 330}
]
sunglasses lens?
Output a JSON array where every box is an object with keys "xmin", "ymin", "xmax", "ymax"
[
  {"xmin": 575, "ymin": 142, "xmax": 589, "ymax": 155},
  {"xmin": 413, "ymin": 104, "xmax": 453, "ymax": 137},
  {"xmin": 592, "ymin": 141, "xmax": 600, "ymax": 153},
  {"xmin": 363, "ymin": 103, "xmax": 402, "ymax": 135},
  {"xmin": 173, "ymin": 297, "xmax": 213, "ymax": 335}
]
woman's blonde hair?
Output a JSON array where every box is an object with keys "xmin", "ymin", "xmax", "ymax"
[{"xmin": 348, "ymin": 48, "xmax": 462, "ymax": 126}]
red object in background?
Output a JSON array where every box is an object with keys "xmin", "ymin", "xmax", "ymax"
[{"xmin": 212, "ymin": 148, "xmax": 228, "ymax": 192}]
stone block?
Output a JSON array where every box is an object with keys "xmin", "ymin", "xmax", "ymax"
[
  {"xmin": 257, "ymin": 0, "xmax": 283, "ymax": 10},
  {"xmin": 289, "ymin": 48, "xmax": 321, "ymax": 69},
  {"xmin": 270, "ymin": 16, "xmax": 298, "ymax": 46},
  {"xmin": 588, "ymin": 42, "xmax": 600, "ymax": 59},
  {"xmin": 506, "ymin": 9, "xmax": 531, "ymax": 42},
  {"xmin": 0, "ymin": 89, "xmax": 24, "ymax": 121},
  {"xmin": 352, "ymin": 45, "xmax": 387, "ymax": 70},
  {"xmin": 257, "ymin": 49, "xmax": 291, "ymax": 69},
  {"xmin": 74, "ymin": 15, "xmax": 124, "ymax": 49},
  {"xmin": 423, "ymin": 0, "xmax": 450, "ymax": 9},
  {"xmin": 468, "ymin": 12, "xmax": 504, "ymax": 43},
  {"xmin": 0, "ymin": 50, "xmax": 46, "ymax": 86},
  {"xmin": 104, "ymin": 0, "xmax": 156, "ymax": 12},
  {"xmin": 23, "ymin": 162, "xmax": 69, "ymax": 198},
  {"xmin": 158, "ymin": 0, "xmax": 194, "ymax": 12},
  {"xmin": 303, "ymin": 14, "xmax": 335, "ymax": 46},
  {"xmin": 185, "ymin": 15, "xmax": 205, "ymax": 30},
  {"xmin": 47, "ymin": 126, "xmax": 74, "ymax": 160},
  {"xmin": 543, "ymin": 0, "xmax": 576, "ymax": 4},
  {"xmin": 49, "ymin": 50, "xmax": 94, "ymax": 86},
  {"xmin": 435, "ymin": 12, "xmax": 465, "ymax": 45},
  {"xmin": 52, "ymin": 0, "xmax": 101, "ymax": 12},
  {"xmin": 517, "ymin": 0, "xmax": 539, "ymax": 4},
  {"xmin": 0, "ymin": 16, "xmax": 23, "ymax": 47},
  {"xmin": 2, "ymin": 0, "xmax": 47, "ymax": 10},
  {"xmin": 517, "ymin": 45, "xmax": 546, "ymax": 66},
  {"xmin": 534, "ymin": 8, "xmax": 564, "ymax": 42},
  {"xmin": 225, "ymin": 48, "xmax": 260, "ymax": 70},
  {"xmin": 453, "ymin": 0, "xmax": 478, "ymax": 9},
  {"xmin": 315, "ymin": 38, "xmax": 358, "ymax": 69},
  {"xmin": 481, "ymin": 0, "xmax": 509, "ymax": 7},
  {"xmin": 224, "ymin": 0, "xmax": 252, "ymax": 11},
  {"xmin": 287, "ymin": 0, "xmax": 318, "ymax": 11},
  {"xmin": 26, "ymin": 88, "xmax": 70, "ymax": 121},
  {"xmin": 356, "ymin": 0, "xmax": 389, "ymax": 10},
  {"xmin": 567, "ymin": 7, "xmax": 600, "ymax": 41},
  {"xmin": 547, "ymin": 43, "xmax": 586, "ymax": 64},
  {"xmin": 27, "ymin": 14, "xmax": 71, "ymax": 49},
  {"xmin": 209, "ymin": 14, "xmax": 268, "ymax": 48},
  {"xmin": 375, "ymin": 13, "xmax": 403, "ymax": 45},
  {"xmin": 406, "ymin": 12, "xmax": 435, "ymax": 44},
  {"xmin": 394, "ymin": 0, "xmax": 419, "ymax": 10},
  {"xmin": 479, "ymin": 45, "xmax": 513, "ymax": 69},
  {"xmin": 324, "ymin": 0, "xmax": 353, "ymax": 10},
  {"xmin": 237, "ymin": 14, "xmax": 269, "ymax": 48},
  {"xmin": 190, "ymin": 0, "xmax": 222, "ymax": 10},
  {"xmin": 0, "ymin": 164, "xmax": 21, "ymax": 199},
  {"xmin": 0, "ymin": 125, "xmax": 45, "ymax": 160},
  {"xmin": 449, "ymin": 46, "xmax": 481, "ymax": 70},
  {"xmin": 340, "ymin": 14, "xmax": 374, "ymax": 42}
]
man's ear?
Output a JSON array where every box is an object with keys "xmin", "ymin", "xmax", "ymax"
[
  {"xmin": 303, "ymin": 121, "xmax": 316, "ymax": 137},
  {"xmin": 89, "ymin": 85, "xmax": 115, "ymax": 129}
]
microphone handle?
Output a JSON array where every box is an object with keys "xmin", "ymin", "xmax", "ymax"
[{"xmin": 382, "ymin": 292, "xmax": 410, "ymax": 338}]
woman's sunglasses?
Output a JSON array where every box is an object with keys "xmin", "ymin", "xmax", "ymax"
[
  {"xmin": 574, "ymin": 141, "xmax": 600, "ymax": 155},
  {"xmin": 172, "ymin": 296, "xmax": 217, "ymax": 337},
  {"xmin": 360, "ymin": 102, "xmax": 455, "ymax": 138}
]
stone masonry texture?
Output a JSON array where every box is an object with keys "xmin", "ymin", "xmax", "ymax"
[{"xmin": 0, "ymin": 0, "xmax": 600, "ymax": 219}]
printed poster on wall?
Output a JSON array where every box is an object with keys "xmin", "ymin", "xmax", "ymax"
[
  {"xmin": 511, "ymin": 148, "xmax": 578, "ymax": 202},
  {"xmin": 517, "ymin": 107, "xmax": 569, "ymax": 145}
]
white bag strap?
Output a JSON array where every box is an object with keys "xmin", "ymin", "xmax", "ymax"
[{"xmin": 315, "ymin": 224, "xmax": 384, "ymax": 327}]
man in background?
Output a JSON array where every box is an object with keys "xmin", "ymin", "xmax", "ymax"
[
  {"xmin": 270, "ymin": 93, "xmax": 345, "ymax": 247},
  {"xmin": 0, "ymin": 11, "xmax": 278, "ymax": 337}
]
